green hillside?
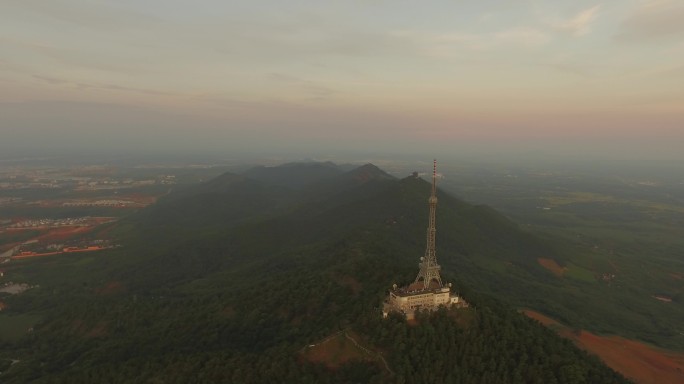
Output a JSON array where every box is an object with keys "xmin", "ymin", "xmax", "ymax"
[{"xmin": 0, "ymin": 163, "xmax": 630, "ymax": 383}]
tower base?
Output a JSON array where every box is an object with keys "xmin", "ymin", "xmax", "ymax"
[{"xmin": 382, "ymin": 282, "xmax": 467, "ymax": 320}]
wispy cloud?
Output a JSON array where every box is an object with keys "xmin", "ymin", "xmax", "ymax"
[
  {"xmin": 32, "ymin": 75, "xmax": 67, "ymax": 85},
  {"xmin": 545, "ymin": 62, "xmax": 594, "ymax": 78},
  {"xmin": 3, "ymin": 0, "xmax": 160, "ymax": 30},
  {"xmin": 267, "ymin": 73, "xmax": 337, "ymax": 101},
  {"xmin": 616, "ymin": 0, "xmax": 684, "ymax": 42},
  {"xmin": 655, "ymin": 64, "xmax": 684, "ymax": 78},
  {"xmin": 547, "ymin": 5, "xmax": 601, "ymax": 37},
  {"xmin": 1, "ymin": 37, "xmax": 144, "ymax": 75},
  {"xmin": 32, "ymin": 74, "xmax": 172, "ymax": 96},
  {"xmin": 389, "ymin": 31, "xmax": 485, "ymax": 56},
  {"xmin": 0, "ymin": 57, "xmax": 26, "ymax": 73},
  {"xmin": 494, "ymin": 27, "xmax": 550, "ymax": 47},
  {"xmin": 392, "ymin": 26, "xmax": 550, "ymax": 57},
  {"xmin": 211, "ymin": 23, "xmax": 422, "ymax": 67}
]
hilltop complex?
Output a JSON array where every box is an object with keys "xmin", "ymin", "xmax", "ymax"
[{"xmin": 383, "ymin": 160, "xmax": 467, "ymax": 320}]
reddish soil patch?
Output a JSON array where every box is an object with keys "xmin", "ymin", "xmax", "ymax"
[
  {"xmin": 406, "ymin": 318, "xmax": 419, "ymax": 327},
  {"xmin": 86, "ymin": 321, "xmax": 109, "ymax": 338},
  {"xmin": 522, "ymin": 309, "xmax": 684, "ymax": 384},
  {"xmin": 121, "ymin": 194, "xmax": 158, "ymax": 205},
  {"xmin": 97, "ymin": 281, "xmax": 125, "ymax": 295},
  {"xmin": 37, "ymin": 226, "xmax": 93, "ymax": 242},
  {"xmin": 92, "ymin": 217, "xmax": 117, "ymax": 225},
  {"xmin": 537, "ymin": 258, "xmax": 566, "ymax": 277},
  {"xmin": 71, "ymin": 320, "xmax": 109, "ymax": 338},
  {"xmin": 12, "ymin": 246, "xmax": 106, "ymax": 260},
  {"xmin": 447, "ymin": 307, "xmax": 476, "ymax": 329},
  {"xmin": 670, "ymin": 273, "xmax": 683, "ymax": 281},
  {"xmin": 522, "ymin": 309, "xmax": 558, "ymax": 327},
  {"xmin": 221, "ymin": 306, "xmax": 236, "ymax": 319},
  {"xmin": 574, "ymin": 331, "xmax": 684, "ymax": 384},
  {"xmin": 303, "ymin": 332, "xmax": 371, "ymax": 369},
  {"xmin": 12, "ymin": 251, "xmax": 61, "ymax": 259}
]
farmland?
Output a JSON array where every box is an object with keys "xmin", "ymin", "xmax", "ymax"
[{"xmin": 523, "ymin": 309, "xmax": 684, "ymax": 384}]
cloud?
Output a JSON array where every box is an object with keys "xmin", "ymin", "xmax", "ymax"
[
  {"xmin": 0, "ymin": 57, "xmax": 26, "ymax": 73},
  {"xmin": 389, "ymin": 30, "xmax": 485, "ymax": 56},
  {"xmin": 32, "ymin": 75, "xmax": 68, "ymax": 85},
  {"xmin": 548, "ymin": 5, "xmax": 601, "ymax": 37},
  {"xmin": 3, "ymin": 0, "xmax": 160, "ymax": 31},
  {"xmin": 1, "ymin": 37, "xmax": 144, "ymax": 75},
  {"xmin": 545, "ymin": 62, "xmax": 593, "ymax": 78},
  {"xmin": 32, "ymin": 74, "xmax": 172, "ymax": 96},
  {"xmin": 267, "ymin": 73, "xmax": 336, "ymax": 100},
  {"xmin": 215, "ymin": 24, "xmax": 418, "ymax": 62},
  {"xmin": 493, "ymin": 27, "xmax": 550, "ymax": 47},
  {"xmin": 655, "ymin": 64, "xmax": 684, "ymax": 78},
  {"xmin": 616, "ymin": 0, "xmax": 684, "ymax": 42},
  {"xmin": 391, "ymin": 26, "xmax": 550, "ymax": 57}
]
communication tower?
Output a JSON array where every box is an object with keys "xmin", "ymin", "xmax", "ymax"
[{"xmin": 383, "ymin": 160, "xmax": 467, "ymax": 319}]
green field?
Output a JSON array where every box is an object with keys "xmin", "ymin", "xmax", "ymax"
[{"xmin": 440, "ymin": 162, "xmax": 684, "ymax": 350}]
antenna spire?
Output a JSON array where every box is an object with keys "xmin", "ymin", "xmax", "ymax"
[
  {"xmin": 383, "ymin": 158, "xmax": 468, "ymax": 319},
  {"xmin": 415, "ymin": 159, "xmax": 442, "ymax": 289},
  {"xmin": 432, "ymin": 159, "xmax": 437, "ymax": 198}
]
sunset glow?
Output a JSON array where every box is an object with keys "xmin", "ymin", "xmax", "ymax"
[{"xmin": 1, "ymin": 0, "xmax": 683, "ymax": 159}]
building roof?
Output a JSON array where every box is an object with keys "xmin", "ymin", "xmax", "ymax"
[{"xmin": 392, "ymin": 280, "xmax": 445, "ymax": 297}]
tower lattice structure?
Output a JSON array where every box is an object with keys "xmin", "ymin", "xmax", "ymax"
[{"xmin": 414, "ymin": 159, "xmax": 443, "ymax": 290}]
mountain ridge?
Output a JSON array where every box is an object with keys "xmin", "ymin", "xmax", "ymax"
[{"xmin": 0, "ymin": 161, "xmax": 631, "ymax": 383}]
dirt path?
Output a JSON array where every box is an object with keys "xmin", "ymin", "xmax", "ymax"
[
  {"xmin": 302, "ymin": 328, "xmax": 394, "ymax": 375},
  {"xmin": 343, "ymin": 331, "xmax": 394, "ymax": 375}
]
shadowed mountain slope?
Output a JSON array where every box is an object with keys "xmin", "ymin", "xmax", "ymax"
[{"xmin": 242, "ymin": 161, "xmax": 343, "ymax": 189}]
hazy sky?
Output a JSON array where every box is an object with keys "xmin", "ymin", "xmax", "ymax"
[{"xmin": 1, "ymin": 0, "xmax": 683, "ymax": 160}]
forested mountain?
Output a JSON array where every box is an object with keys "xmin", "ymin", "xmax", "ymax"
[
  {"xmin": 0, "ymin": 163, "xmax": 630, "ymax": 383},
  {"xmin": 242, "ymin": 161, "xmax": 343, "ymax": 189}
]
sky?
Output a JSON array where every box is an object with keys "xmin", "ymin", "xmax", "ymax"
[{"xmin": 1, "ymin": 0, "xmax": 683, "ymax": 161}]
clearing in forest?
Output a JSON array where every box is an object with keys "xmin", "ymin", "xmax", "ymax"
[
  {"xmin": 522, "ymin": 309, "xmax": 684, "ymax": 384},
  {"xmin": 537, "ymin": 258, "xmax": 566, "ymax": 277}
]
